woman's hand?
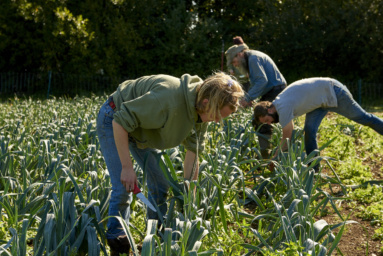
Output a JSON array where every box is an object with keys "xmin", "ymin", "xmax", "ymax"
[
  {"xmin": 120, "ymin": 166, "xmax": 138, "ymax": 193},
  {"xmin": 112, "ymin": 120, "xmax": 136, "ymax": 192}
]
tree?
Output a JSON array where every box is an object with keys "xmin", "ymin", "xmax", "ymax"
[
  {"xmin": 1, "ymin": 0, "xmax": 382, "ymax": 83},
  {"xmin": 0, "ymin": 0, "xmax": 94, "ymax": 73}
]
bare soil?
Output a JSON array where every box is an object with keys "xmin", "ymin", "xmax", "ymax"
[
  {"xmin": 320, "ymin": 153, "xmax": 383, "ymax": 256},
  {"xmin": 321, "ymin": 208, "xmax": 382, "ymax": 256}
]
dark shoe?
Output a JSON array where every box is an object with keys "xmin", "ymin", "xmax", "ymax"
[{"xmin": 107, "ymin": 235, "xmax": 130, "ymax": 256}]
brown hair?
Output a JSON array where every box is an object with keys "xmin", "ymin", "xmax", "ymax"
[
  {"xmin": 252, "ymin": 101, "xmax": 273, "ymax": 127},
  {"xmin": 196, "ymin": 72, "xmax": 244, "ymax": 122}
]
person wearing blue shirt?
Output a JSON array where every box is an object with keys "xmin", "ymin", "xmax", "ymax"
[{"xmin": 225, "ymin": 42, "xmax": 287, "ymax": 158}]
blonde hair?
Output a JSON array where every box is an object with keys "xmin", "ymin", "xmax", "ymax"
[{"xmin": 196, "ymin": 71, "xmax": 244, "ymax": 121}]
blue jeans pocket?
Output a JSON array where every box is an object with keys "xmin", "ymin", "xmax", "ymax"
[{"xmin": 97, "ymin": 101, "xmax": 115, "ymax": 138}]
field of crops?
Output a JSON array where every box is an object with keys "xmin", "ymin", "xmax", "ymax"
[{"xmin": 0, "ymin": 95, "xmax": 382, "ymax": 256}]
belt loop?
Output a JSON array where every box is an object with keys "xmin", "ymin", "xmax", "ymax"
[{"xmin": 108, "ymin": 96, "xmax": 116, "ymax": 111}]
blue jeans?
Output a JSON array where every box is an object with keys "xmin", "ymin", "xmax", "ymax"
[
  {"xmin": 304, "ymin": 81, "xmax": 383, "ymax": 157},
  {"xmin": 96, "ymin": 98, "xmax": 169, "ymax": 239}
]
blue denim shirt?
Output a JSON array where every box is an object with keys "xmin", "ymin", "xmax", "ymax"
[{"xmin": 246, "ymin": 50, "xmax": 286, "ymax": 101}]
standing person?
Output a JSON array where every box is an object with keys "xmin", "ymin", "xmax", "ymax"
[
  {"xmin": 252, "ymin": 77, "xmax": 383, "ymax": 170},
  {"xmin": 96, "ymin": 72, "xmax": 244, "ymax": 255},
  {"xmin": 225, "ymin": 38, "xmax": 287, "ymax": 158}
]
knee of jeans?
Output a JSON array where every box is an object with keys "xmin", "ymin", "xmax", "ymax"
[
  {"xmin": 352, "ymin": 113, "xmax": 376, "ymax": 126},
  {"xmin": 148, "ymin": 185, "xmax": 169, "ymax": 202},
  {"xmin": 111, "ymin": 188, "xmax": 131, "ymax": 206}
]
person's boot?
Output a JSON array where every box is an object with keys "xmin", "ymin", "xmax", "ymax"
[{"xmin": 107, "ymin": 235, "xmax": 130, "ymax": 256}]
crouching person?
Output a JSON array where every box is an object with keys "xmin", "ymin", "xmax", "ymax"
[
  {"xmin": 252, "ymin": 77, "xmax": 383, "ymax": 170},
  {"xmin": 96, "ymin": 72, "xmax": 244, "ymax": 255}
]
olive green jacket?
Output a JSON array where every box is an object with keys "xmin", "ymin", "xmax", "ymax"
[{"xmin": 111, "ymin": 74, "xmax": 208, "ymax": 153}]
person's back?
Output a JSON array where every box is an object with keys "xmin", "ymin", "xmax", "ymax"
[
  {"xmin": 253, "ymin": 77, "xmax": 383, "ymax": 171},
  {"xmin": 246, "ymin": 50, "xmax": 286, "ymax": 100},
  {"xmin": 272, "ymin": 77, "xmax": 338, "ymax": 128}
]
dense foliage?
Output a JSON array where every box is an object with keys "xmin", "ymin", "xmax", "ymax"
[{"xmin": 1, "ymin": 0, "xmax": 382, "ymax": 82}]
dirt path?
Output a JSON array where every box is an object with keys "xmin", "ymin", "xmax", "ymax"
[{"xmin": 321, "ymin": 206, "xmax": 382, "ymax": 255}]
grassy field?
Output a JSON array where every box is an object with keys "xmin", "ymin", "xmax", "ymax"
[{"xmin": 0, "ymin": 95, "xmax": 382, "ymax": 255}]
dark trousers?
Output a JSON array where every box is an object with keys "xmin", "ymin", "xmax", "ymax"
[{"xmin": 256, "ymin": 84, "xmax": 286, "ymax": 158}]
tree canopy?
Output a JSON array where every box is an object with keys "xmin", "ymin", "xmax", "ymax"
[{"xmin": 1, "ymin": 0, "xmax": 382, "ymax": 82}]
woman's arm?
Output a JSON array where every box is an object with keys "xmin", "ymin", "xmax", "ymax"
[
  {"xmin": 184, "ymin": 150, "xmax": 199, "ymax": 181},
  {"xmin": 112, "ymin": 120, "xmax": 137, "ymax": 192}
]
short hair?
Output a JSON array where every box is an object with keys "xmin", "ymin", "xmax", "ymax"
[
  {"xmin": 196, "ymin": 72, "xmax": 244, "ymax": 122},
  {"xmin": 252, "ymin": 101, "xmax": 273, "ymax": 127}
]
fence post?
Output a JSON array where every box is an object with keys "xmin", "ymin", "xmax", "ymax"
[
  {"xmin": 47, "ymin": 70, "xmax": 52, "ymax": 99},
  {"xmin": 357, "ymin": 79, "xmax": 362, "ymax": 105}
]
